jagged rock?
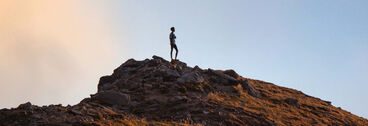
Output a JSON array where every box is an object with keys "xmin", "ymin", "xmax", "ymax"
[
  {"xmin": 98, "ymin": 76, "xmax": 114, "ymax": 92},
  {"xmin": 156, "ymin": 65, "xmax": 180, "ymax": 79},
  {"xmin": 223, "ymin": 69, "xmax": 240, "ymax": 79},
  {"xmin": 150, "ymin": 55, "xmax": 170, "ymax": 67},
  {"xmin": 91, "ymin": 91, "xmax": 130, "ymax": 106},
  {"xmin": 324, "ymin": 100, "xmax": 332, "ymax": 105},
  {"xmin": 152, "ymin": 55, "xmax": 166, "ymax": 61},
  {"xmin": 18, "ymin": 102, "xmax": 32, "ymax": 109},
  {"xmin": 177, "ymin": 70, "xmax": 204, "ymax": 84},
  {"xmin": 99, "ymin": 82, "xmax": 116, "ymax": 92},
  {"xmin": 1, "ymin": 56, "xmax": 367, "ymax": 126},
  {"xmin": 121, "ymin": 59, "xmax": 144, "ymax": 68},
  {"xmin": 208, "ymin": 68, "xmax": 238, "ymax": 85},
  {"xmin": 171, "ymin": 60, "xmax": 187, "ymax": 71},
  {"xmin": 241, "ymin": 80, "xmax": 261, "ymax": 98},
  {"xmin": 285, "ymin": 98, "xmax": 299, "ymax": 108}
]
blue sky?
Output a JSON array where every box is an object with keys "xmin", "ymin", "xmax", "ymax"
[
  {"xmin": 108, "ymin": 0, "xmax": 368, "ymax": 118},
  {"xmin": 0, "ymin": 0, "xmax": 367, "ymax": 118}
]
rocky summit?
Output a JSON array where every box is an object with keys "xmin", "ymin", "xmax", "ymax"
[{"xmin": 0, "ymin": 56, "xmax": 367, "ymax": 126}]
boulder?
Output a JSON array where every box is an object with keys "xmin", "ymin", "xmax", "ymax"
[
  {"xmin": 223, "ymin": 69, "xmax": 239, "ymax": 79},
  {"xmin": 111, "ymin": 59, "xmax": 148, "ymax": 81},
  {"xmin": 157, "ymin": 65, "xmax": 180, "ymax": 78},
  {"xmin": 18, "ymin": 102, "xmax": 32, "ymax": 109},
  {"xmin": 208, "ymin": 69, "xmax": 238, "ymax": 85},
  {"xmin": 91, "ymin": 91, "xmax": 130, "ymax": 106},
  {"xmin": 241, "ymin": 80, "xmax": 261, "ymax": 98},
  {"xmin": 152, "ymin": 55, "xmax": 164, "ymax": 60},
  {"xmin": 98, "ymin": 76, "xmax": 113, "ymax": 92},
  {"xmin": 150, "ymin": 55, "xmax": 171, "ymax": 67},
  {"xmin": 177, "ymin": 70, "xmax": 204, "ymax": 84},
  {"xmin": 285, "ymin": 98, "xmax": 299, "ymax": 108},
  {"xmin": 120, "ymin": 58, "xmax": 147, "ymax": 68}
]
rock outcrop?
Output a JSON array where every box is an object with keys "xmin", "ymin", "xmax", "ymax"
[{"xmin": 0, "ymin": 55, "xmax": 367, "ymax": 126}]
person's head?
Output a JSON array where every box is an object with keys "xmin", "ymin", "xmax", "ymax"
[{"xmin": 170, "ymin": 27, "xmax": 175, "ymax": 32}]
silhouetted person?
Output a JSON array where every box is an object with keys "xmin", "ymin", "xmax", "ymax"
[{"xmin": 170, "ymin": 27, "xmax": 178, "ymax": 61}]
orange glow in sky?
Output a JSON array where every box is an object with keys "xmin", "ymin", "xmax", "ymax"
[{"xmin": 0, "ymin": 0, "xmax": 123, "ymax": 107}]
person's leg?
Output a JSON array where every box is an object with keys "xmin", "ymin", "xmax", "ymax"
[
  {"xmin": 170, "ymin": 45, "xmax": 173, "ymax": 60},
  {"xmin": 174, "ymin": 45, "xmax": 178, "ymax": 60}
]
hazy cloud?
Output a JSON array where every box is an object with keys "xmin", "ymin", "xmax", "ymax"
[{"xmin": 0, "ymin": 0, "xmax": 121, "ymax": 107}]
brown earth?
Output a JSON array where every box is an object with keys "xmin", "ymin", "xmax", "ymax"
[{"xmin": 0, "ymin": 55, "xmax": 367, "ymax": 126}]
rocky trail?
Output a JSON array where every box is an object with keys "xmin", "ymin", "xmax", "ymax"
[{"xmin": 1, "ymin": 56, "xmax": 367, "ymax": 126}]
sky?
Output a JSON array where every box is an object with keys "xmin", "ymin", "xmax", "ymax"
[{"xmin": 0, "ymin": 0, "xmax": 367, "ymax": 118}]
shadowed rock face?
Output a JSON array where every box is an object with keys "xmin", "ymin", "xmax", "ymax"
[{"xmin": 0, "ymin": 55, "xmax": 367, "ymax": 126}]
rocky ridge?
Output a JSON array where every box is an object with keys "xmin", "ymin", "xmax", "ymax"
[{"xmin": 0, "ymin": 56, "xmax": 367, "ymax": 126}]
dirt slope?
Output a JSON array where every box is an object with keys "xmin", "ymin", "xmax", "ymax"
[{"xmin": 1, "ymin": 56, "xmax": 367, "ymax": 126}]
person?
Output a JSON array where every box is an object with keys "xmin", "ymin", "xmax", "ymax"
[{"xmin": 169, "ymin": 27, "xmax": 178, "ymax": 61}]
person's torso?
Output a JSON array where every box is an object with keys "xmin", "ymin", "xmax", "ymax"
[{"xmin": 170, "ymin": 33, "xmax": 176, "ymax": 44}]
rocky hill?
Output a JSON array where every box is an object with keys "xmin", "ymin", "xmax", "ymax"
[{"xmin": 0, "ymin": 56, "xmax": 367, "ymax": 126}]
